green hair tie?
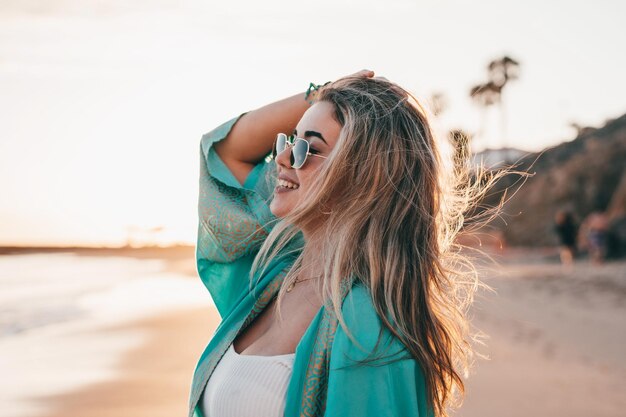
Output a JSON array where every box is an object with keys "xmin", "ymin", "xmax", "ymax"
[{"xmin": 304, "ymin": 81, "xmax": 331, "ymax": 105}]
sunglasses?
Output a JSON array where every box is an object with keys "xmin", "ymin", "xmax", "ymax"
[{"xmin": 271, "ymin": 133, "xmax": 328, "ymax": 169}]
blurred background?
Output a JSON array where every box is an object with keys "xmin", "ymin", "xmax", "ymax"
[{"xmin": 1, "ymin": 1, "xmax": 624, "ymax": 416}]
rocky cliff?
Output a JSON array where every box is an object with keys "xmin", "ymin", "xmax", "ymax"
[{"xmin": 477, "ymin": 113, "xmax": 626, "ymax": 248}]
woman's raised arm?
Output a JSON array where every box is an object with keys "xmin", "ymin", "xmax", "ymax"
[{"xmin": 213, "ymin": 91, "xmax": 311, "ymax": 185}]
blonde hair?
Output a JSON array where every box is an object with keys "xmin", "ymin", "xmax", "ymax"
[{"xmin": 250, "ymin": 76, "xmax": 516, "ymax": 416}]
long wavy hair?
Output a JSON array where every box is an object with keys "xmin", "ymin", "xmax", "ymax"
[{"xmin": 249, "ymin": 76, "xmax": 514, "ymax": 416}]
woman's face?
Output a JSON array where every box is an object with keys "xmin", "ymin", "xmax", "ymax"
[{"xmin": 269, "ymin": 101, "xmax": 342, "ymax": 219}]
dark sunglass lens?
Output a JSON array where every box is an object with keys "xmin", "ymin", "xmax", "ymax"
[
  {"xmin": 273, "ymin": 133, "xmax": 287, "ymax": 158},
  {"xmin": 292, "ymin": 139, "xmax": 308, "ymax": 169}
]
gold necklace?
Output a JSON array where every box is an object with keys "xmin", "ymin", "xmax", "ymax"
[{"xmin": 286, "ymin": 274, "xmax": 322, "ymax": 292}]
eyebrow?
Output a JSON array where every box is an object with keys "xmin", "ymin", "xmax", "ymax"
[{"xmin": 293, "ymin": 129, "xmax": 328, "ymax": 145}]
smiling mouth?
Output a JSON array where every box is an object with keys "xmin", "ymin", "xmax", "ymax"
[
  {"xmin": 275, "ymin": 184, "xmax": 298, "ymax": 193},
  {"xmin": 277, "ymin": 179, "xmax": 300, "ymax": 189}
]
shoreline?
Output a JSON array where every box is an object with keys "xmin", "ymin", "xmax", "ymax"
[{"xmin": 0, "ymin": 246, "xmax": 199, "ymax": 278}]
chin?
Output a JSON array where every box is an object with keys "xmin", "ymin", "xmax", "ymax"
[{"xmin": 269, "ymin": 203, "xmax": 290, "ymax": 219}]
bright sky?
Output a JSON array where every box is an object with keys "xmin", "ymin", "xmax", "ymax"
[{"xmin": 1, "ymin": 0, "xmax": 624, "ymax": 247}]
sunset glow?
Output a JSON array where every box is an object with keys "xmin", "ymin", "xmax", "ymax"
[{"xmin": 1, "ymin": 0, "xmax": 624, "ymax": 246}]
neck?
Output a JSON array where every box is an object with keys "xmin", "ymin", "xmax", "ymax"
[{"xmin": 298, "ymin": 229, "xmax": 325, "ymax": 287}]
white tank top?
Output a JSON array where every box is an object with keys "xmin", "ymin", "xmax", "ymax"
[{"xmin": 200, "ymin": 343, "xmax": 295, "ymax": 417}]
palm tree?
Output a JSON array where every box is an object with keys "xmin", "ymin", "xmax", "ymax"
[
  {"xmin": 429, "ymin": 92, "xmax": 448, "ymax": 117},
  {"xmin": 470, "ymin": 55, "xmax": 520, "ymax": 157},
  {"xmin": 487, "ymin": 56, "xmax": 520, "ymax": 88},
  {"xmin": 470, "ymin": 81, "xmax": 501, "ymax": 149},
  {"xmin": 488, "ymin": 56, "xmax": 520, "ymax": 154},
  {"xmin": 448, "ymin": 129, "xmax": 473, "ymax": 175}
]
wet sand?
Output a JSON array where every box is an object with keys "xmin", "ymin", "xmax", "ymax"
[{"xmin": 39, "ymin": 307, "xmax": 220, "ymax": 417}]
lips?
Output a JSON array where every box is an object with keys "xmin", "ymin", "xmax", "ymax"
[
  {"xmin": 277, "ymin": 179, "xmax": 299, "ymax": 190},
  {"xmin": 278, "ymin": 174, "xmax": 299, "ymax": 185}
]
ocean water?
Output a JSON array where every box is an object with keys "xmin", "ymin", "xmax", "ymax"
[{"xmin": 0, "ymin": 252, "xmax": 212, "ymax": 417}]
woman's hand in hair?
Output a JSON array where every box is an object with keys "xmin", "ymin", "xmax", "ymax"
[
  {"xmin": 344, "ymin": 70, "xmax": 388, "ymax": 82},
  {"xmin": 347, "ymin": 69, "xmax": 375, "ymax": 78}
]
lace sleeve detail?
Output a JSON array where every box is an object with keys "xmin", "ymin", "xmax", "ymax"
[
  {"xmin": 195, "ymin": 113, "xmax": 279, "ymax": 317},
  {"xmin": 197, "ymin": 113, "xmax": 277, "ymax": 263}
]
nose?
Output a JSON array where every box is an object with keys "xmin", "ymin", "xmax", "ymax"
[{"xmin": 274, "ymin": 141, "xmax": 293, "ymax": 169}]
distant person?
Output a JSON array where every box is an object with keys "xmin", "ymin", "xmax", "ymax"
[
  {"xmin": 188, "ymin": 71, "xmax": 509, "ymax": 417},
  {"xmin": 584, "ymin": 211, "xmax": 609, "ymax": 264},
  {"xmin": 553, "ymin": 210, "xmax": 578, "ymax": 265}
]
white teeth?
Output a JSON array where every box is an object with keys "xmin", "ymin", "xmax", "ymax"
[{"xmin": 278, "ymin": 179, "xmax": 299, "ymax": 189}]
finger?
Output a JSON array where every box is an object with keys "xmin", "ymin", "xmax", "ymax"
[{"xmin": 348, "ymin": 69, "xmax": 375, "ymax": 78}]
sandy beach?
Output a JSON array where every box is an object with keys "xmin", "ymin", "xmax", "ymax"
[
  {"xmin": 461, "ymin": 249, "xmax": 626, "ymax": 417},
  {"xmin": 40, "ymin": 307, "xmax": 220, "ymax": 417},
  {"xmin": 2, "ymin": 246, "xmax": 625, "ymax": 417}
]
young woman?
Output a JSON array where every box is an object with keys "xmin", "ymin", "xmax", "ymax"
[{"xmin": 189, "ymin": 70, "xmax": 498, "ymax": 417}]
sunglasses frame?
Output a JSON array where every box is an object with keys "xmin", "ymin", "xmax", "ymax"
[{"xmin": 272, "ymin": 133, "xmax": 327, "ymax": 169}]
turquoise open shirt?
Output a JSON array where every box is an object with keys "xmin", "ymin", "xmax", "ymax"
[{"xmin": 189, "ymin": 114, "xmax": 434, "ymax": 417}]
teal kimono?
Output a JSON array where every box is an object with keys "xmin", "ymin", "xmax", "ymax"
[{"xmin": 189, "ymin": 114, "xmax": 434, "ymax": 417}]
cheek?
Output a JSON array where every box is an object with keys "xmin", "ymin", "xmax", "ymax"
[{"xmin": 296, "ymin": 173, "xmax": 313, "ymax": 192}]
